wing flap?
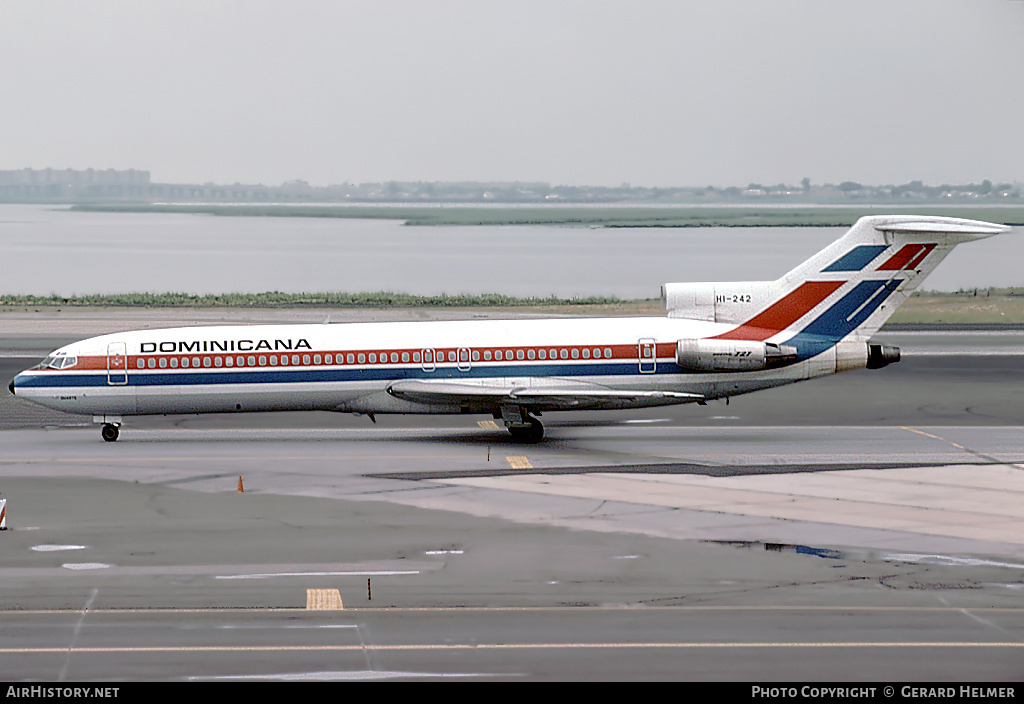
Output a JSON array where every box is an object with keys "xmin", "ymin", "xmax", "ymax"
[{"xmin": 386, "ymin": 378, "xmax": 702, "ymax": 410}]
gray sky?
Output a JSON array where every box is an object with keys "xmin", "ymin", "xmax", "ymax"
[{"xmin": 3, "ymin": 0, "xmax": 1023, "ymax": 188}]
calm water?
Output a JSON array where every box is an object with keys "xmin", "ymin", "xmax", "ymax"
[{"xmin": 1, "ymin": 204, "xmax": 1020, "ymax": 298}]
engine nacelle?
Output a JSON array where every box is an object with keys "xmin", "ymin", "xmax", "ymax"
[
  {"xmin": 867, "ymin": 343, "xmax": 901, "ymax": 369},
  {"xmin": 662, "ymin": 283, "xmax": 716, "ymax": 322},
  {"xmin": 676, "ymin": 339, "xmax": 798, "ymax": 372}
]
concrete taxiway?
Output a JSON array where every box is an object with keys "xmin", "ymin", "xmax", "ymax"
[{"xmin": 1, "ymin": 310, "xmax": 1023, "ymax": 681}]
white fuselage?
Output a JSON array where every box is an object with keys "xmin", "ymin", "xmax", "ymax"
[{"xmin": 12, "ymin": 316, "xmax": 837, "ymax": 420}]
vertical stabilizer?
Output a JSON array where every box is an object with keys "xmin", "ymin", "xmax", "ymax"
[
  {"xmin": 663, "ymin": 215, "xmax": 1012, "ymax": 355},
  {"xmin": 772, "ymin": 215, "xmax": 1009, "ymax": 343}
]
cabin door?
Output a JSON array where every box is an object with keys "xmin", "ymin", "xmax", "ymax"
[
  {"xmin": 420, "ymin": 348, "xmax": 436, "ymax": 372},
  {"xmin": 457, "ymin": 347, "xmax": 472, "ymax": 372},
  {"xmin": 638, "ymin": 338, "xmax": 657, "ymax": 374},
  {"xmin": 107, "ymin": 342, "xmax": 128, "ymax": 385}
]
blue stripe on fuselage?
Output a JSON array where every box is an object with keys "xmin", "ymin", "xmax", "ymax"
[{"xmin": 14, "ymin": 360, "xmax": 700, "ymax": 389}]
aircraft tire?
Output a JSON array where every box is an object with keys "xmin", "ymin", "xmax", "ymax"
[
  {"xmin": 508, "ymin": 418, "xmax": 543, "ymax": 443},
  {"xmin": 101, "ymin": 424, "xmax": 120, "ymax": 443}
]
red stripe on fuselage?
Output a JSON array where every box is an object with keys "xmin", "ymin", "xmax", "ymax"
[
  {"xmin": 45, "ymin": 342, "xmax": 681, "ymax": 374},
  {"xmin": 711, "ymin": 280, "xmax": 844, "ymax": 341}
]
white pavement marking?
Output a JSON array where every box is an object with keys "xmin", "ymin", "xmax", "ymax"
[{"xmin": 216, "ymin": 570, "xmax": 420, "ymax": 580}]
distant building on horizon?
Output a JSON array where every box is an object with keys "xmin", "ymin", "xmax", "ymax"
[
  {"xmin": 0, "ymin": 167, "xmax": 1019, "ymax": 204},
  {"xmin": 0, "ymin": 167, "xmax": 150, "ymax": 199}
]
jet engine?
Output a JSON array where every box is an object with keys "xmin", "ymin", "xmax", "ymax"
[
  {"xmin": 676, "ymin": 339, "xmax": 798, "ymax": 372},
  {"xmin": 867, "ymin": 343, "xmax": 901, "ymax": 369}
]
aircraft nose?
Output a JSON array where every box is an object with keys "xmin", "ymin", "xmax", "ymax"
[{"xmin": 8, "ymin": 378, "xmax": 15, "ymax": 395}]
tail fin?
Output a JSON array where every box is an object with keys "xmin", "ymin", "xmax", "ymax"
[{"xmin": 663, "ymin": 215, "xmax": 1011, "ymax": 347}]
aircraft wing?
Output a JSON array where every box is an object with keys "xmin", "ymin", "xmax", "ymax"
[{"xmin": 386, "ymin": 378, "xmax": 702, "ymax": 411}]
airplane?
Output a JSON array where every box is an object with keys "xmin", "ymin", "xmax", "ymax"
[{"xmin": 8, "ymin": 214, "xmax": 1014, "ymax": 443}]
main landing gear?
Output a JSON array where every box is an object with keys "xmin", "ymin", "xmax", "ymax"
[
  {"xmin": 507, "ymin": 418, "xmax": 543, "ymax": 443},
  {"xmin": 101, "ymin": 423, "xmax": 120, "ymax": 442},
  {"xmin": 500, "ymin": 406, "xmax": 544, "ymax": 443}
]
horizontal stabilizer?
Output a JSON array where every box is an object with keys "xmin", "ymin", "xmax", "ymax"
[{"xmin": 873, "ymin": 218, "xmax": 1010, "ymax": 238}]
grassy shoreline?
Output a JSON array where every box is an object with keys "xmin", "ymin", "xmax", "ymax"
[
  {"xmin": 0, "ymin": 291, "xmax": 631, "ymax": 309},
  {"xmin": 3, "ymin": 290, "xmax": 1023, "ymax": 325},
  {"xmin": 69, "ymin": 203, "xmax": 1024, "ymax": 228}
]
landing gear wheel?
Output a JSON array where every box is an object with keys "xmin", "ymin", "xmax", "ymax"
[
  {"xmin": 508, "ymin": 418, "xmax": 543, "ymax": 443},
  {"xmin": 101, "ymin": 424, "xmax": 120, "ymax": 442}
]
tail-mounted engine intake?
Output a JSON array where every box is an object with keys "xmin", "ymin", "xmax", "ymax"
[
  {"xmin": 676, "ymin": 339, "xmax": 798, "ymax": 372},
  {"xmin": 661, "ymin": 281, "xmax": 774, "ymax": 323}
]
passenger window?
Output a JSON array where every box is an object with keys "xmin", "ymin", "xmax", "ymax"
[
  {"xmin": 204, "ymin": 357, "xmax": 212, "ymax": 367},
  {"xmin": 357, "ymin": 353, "xmax": 365, "ymax": 364},
  {"xmin": 148, "ymin": 358, "xmax": 156, "ymax": 368},
  {"xmin": 270, "ymin": 356, "xmax": 278, "ymax": 366},
  {"xmin": 181, "ymin": 357, "xmax": 189, "ymax": 368},
  {"xmin": 527, "ymin": 350, "xmax": 535, "ymax": 360},
  {"xmin": 484, "ymin": 350, "xmax": 492, "ymax": 361},
  {"xmin": 214, "ymin": 357, "xmax": 223, "ymax": 367},
  {"xmin": 495, "ymin": 350, "xmax": 503, "ymax": 361},
  {"xmin": 391, "ymin": 352, "xmax": 398, "ymax": 363},
  {"xmin": 137, "ymin": 359, "xmax": 145, "ymax": 369},
  {"xmin": 193, "ymin": 357, "xmax": 201, "ymax": 368},
  {"xmin": 604, "ymin": 348, "xmax": 612, "ymax": 358},
  {"xmin": 560, "ymin": 349, "xmax": 568, "ymax": 359},
  {"xmin": 302, "ymin": 355, "xmax": 310, "ymax": 365},
  {"xmin": 170, "ymin": 358, "xmax": 179, "ymax": 368},
  {"xmin": 402, "ymin": 352, "xmax": 409, "ymax": 363},
  {"xmin": 314, "ymin": 354, "xmax": 321, "ymax": 365},
  {"xmin": 538, "ymin": 349, "xmax": 546, "ymax": 360},
  {"xmin": 258, "ymin": 356, "xmax": 265, "ymax": 366},
  {"xmin": 516, "ymin": 350, "xmax": 524, "ymax": 360}
]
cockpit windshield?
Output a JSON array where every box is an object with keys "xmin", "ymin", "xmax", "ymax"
[{"xmin": 32, "ymin": 353, "xmax": 77, "ymax": 370}]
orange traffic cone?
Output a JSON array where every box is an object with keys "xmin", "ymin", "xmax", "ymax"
[{"xmin": 237, "ymin": 476, "xmax": 244, "ymax": 493}]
